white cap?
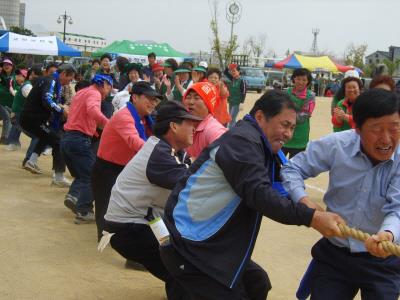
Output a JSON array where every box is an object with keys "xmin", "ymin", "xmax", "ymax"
[
  {"xmin": 344, "ymin": 70, "xmax": 360, "ymax": 79},
  {"xmin": 199, "ymin": 61, "xmax": 208, "ymax": 69},
  {"xmin": 112, "ymin": 90, "xmax": 130, "ymax": 111}
]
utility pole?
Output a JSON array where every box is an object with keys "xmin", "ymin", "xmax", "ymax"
[{"xmin": 311, "ymin": 28, "xmax": 320, "ymax": 56}]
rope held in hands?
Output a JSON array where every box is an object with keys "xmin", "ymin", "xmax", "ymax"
[{"xmin": 338, "ymin": 224, "xmax": 400, "ymax": 256}]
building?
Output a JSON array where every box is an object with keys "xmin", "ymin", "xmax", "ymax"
[
  {"xmin": 0, "ymin": 0, "xmax": 25, "ymax": 28},
  {"xmin": 19, "ymin": 2, "xmax": 25, "ymax": 28},
  {"xmin": 38, "ymin": 31, "xmax": 107, "ymax": 53},
  {"xmin": 365, "ymin": 50, "xmax": 389, "ymax": 65},
  {"xmin": 365, "ymin": 46, "xmax": 400, "ymax": 76}
]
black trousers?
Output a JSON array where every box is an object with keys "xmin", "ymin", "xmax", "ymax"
[
  {"xmin": 104, "ymin": 221, "xmax": 188, "ymax": 300},
  {"xmin": 281, "ymin": 147, "xmax": 305, "ymax": 159},
  {"xmin": 310, "ymin": 238, "xmax": 400, "ymax": 300},
  {"xmin": 91, "ymin": 158, "xmax": 124, "ymax": 241},
  {"xmin": 160, "ymin": 243, "xmax": 271, "ymax": 300},
  {"xmin": 20, "ymin": 117, "xmax": 65, "ymax": 173}
]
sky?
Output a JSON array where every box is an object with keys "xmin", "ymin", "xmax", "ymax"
[{"xmin": 21, "ymin": 0, "xmax": 400, "ymax": 58}]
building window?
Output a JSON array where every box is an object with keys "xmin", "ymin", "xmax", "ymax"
[
  {"xmin": 375, "ymin": 54, "xmax": 379, "ymax": 58},
  {"xmin": 376, "ymin": 59, "xmax": 380, "ymax": 64},
  {"xmin": 369, "ymin": 59, "xmax": 372, "ymax": 64}
]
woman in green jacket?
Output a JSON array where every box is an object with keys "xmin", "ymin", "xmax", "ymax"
[
  {"xmin": 331, "ymin": 76, "xmax": 362, "ymax": 132},
  {"xmin": 0, "ymin": 58, "xmax": 16, "ymax": 144},
  {"xmin": 282, "ymin": 68, "xmax": 315, "ymax": 158}
]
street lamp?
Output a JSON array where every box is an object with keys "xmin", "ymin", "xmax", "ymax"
[
  {"xmin": 226, "ymin": 1, "xmax": 242, "ymax": 45},
  {"xmin": 57, "ymin": 11, "xmax": 73, "ymax": 43},
  {"xmin": 57, "ymin": 11, "xmax": 73, "ymax": 62}
]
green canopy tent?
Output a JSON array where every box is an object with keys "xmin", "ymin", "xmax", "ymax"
[{"xmin": 92, "ymin": 40, "xmax": 190, "ymax": 64}]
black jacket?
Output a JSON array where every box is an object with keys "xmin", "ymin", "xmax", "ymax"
[
  {"xmin": 21, "ymin": 75, "xmax": 62, "ymax": 124},
  {"xmin": 163, "ymin": 117, "xmax": 315, "ymax": 288}
]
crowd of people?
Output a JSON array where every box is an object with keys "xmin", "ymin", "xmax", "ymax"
[{"xmin": 1, "ymin": 51, "xmax": 400, "ymax": 300}]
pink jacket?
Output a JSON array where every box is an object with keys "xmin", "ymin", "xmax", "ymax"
[
  {"xmin": 97, "ymin": 107, "xmax": 149, "ymax": 166},
  {"xmin": 64, "ymin": 86, "xmax": 108, "ymax": 136},
  {"xmin": 187, "ymin": 114, "xmax": 227, "ymax": 158}
]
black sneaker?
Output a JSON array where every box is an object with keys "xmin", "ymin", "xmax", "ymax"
[{"xmin": 125, "ymin": 260, "xmax": 147, "ymax": 271}]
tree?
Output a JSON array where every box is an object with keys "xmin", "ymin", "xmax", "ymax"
[
  {"xmin": 363, "ymin": 62, "xmax": 376, "ymax": 78},
  {"xmin": 208, "ymin": 0, "xmax": 240, "ymax": 69},
  {"xmin": 345, "ymin": 43, "xmax": 368, "ymax": 69},
  {"xmin": 241, "ymin": 37, "xmax": 253, "ymax": 57},
  {"xmin": 383, "ymin": 59, "xmax": 400, "ymax": 76},
  {"xmin": 209, "ymin": 0, "xmax": 224, "ymax": 70},
  {"xmin": 248, "ymin": 34, "xmax": 267, "ymax": 67},
  {"xmin": 223, "ymin": 34, "xmax": 239, "ymax": 68},
  {"xmin": 9, "ymin": 26, "xmax": 35, "ymax": 37}
]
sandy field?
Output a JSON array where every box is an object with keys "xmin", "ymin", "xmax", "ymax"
[{"xmin": 0, "ymin": 94, "xmax": 359, "ymax": 300}]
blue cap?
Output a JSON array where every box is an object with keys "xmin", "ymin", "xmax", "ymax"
[{"xmin": 92, "ymin": 74, "xmax": 113, "ymax": 86}]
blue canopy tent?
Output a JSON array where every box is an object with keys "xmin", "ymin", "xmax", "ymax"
[{"xmin": 0, "ymin": 32, "xmax": 81, "ymax": 56}]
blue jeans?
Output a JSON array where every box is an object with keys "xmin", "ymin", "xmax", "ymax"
[
  {"xmin": 0, "ymin": 104, "xmax": 11, "ymax": 139},
  {"xmin": 228, "ymin": 104, "xmax": 240, "ymax": 128},
  {"xmin": 61, "ymin": 131, "xmax": 96, "ymax": 214},
  {"xmin": 8, "ymin": 113, "xmax": 22, "ymax": 146}
]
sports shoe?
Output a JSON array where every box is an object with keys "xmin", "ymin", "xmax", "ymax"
[
  {"xmin": 74, "ymin": 211, "xmax": 95, "ymax": 224},
  {"xmin": 24, "ymin": 160, "xmax": 43, "ymax": 174},
  {"xmin": 125, "ymin": 260, "xmax": 147, "ymax": 271},
  {"xmin": 51, "ymin": 177, "xmax": 72, "ymax": 188},
  {"xmin": 5, "ymin": 143, "xmax": 20, "ymax": 151},
  {"xmin": 22, "ymin": 158, "xmax": 28, "ymax": 169},
  {"xmin": 42, "ymin": 147, "xmax": 52, "ymax": 155},
  {"xmin": 64, "ymin": 194, "xmax": 78, "ymax": 214}
]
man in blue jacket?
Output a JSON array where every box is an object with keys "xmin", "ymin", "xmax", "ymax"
[{"xmin": 161, "ymin": 90, "xmax": 345, "ymax": 299}]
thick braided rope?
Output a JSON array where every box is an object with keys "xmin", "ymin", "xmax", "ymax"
[{"xmin": 338, "ymin": 223, "xmax": 400, "ymax": 257}]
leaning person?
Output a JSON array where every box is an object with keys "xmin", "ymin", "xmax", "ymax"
[
  {"xmin": 282, "ymin": 88, "xmax": 400, "ymax": 300},
  {"xmin": 92, "ymin": 81, "xmax": 162, "ymax": 240},
  {"xmin": 183, "ymin": 82, "xmax": 227, "ymax": 159},
  {"xmin": 61, "ymin": 74, "xmax": 112, "ymax": 224},
  {"xmin": 100, "ymin": 101, "xmax": 201, "ymax": 299},
  {"xmin": 161, "ymin": 90, "xmax": 345, "ymax": 299},
  {"xmin": 20, "ymin": 64, "xmax": 75, "ymax": 184}
]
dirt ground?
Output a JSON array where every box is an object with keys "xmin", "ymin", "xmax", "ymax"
[{"xmin": 0, "ymin": 94, "xmax": 355, "ymax": 300}]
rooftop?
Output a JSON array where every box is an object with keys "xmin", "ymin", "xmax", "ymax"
[{"xmin": 57, "ymin": 32, "xmax": 105, "ymax": 40}]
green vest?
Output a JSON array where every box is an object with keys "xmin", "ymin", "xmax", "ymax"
[
  {"xmin": 172, "ymin": 80, "xmax": 191, "ymax": 102},
  {"xmin": 227, "ymin": 78, "xmax": 243, "ymax": 106},
  {"xmin": 284, "ymin": 88, "xmax": 313, "ymax": 149},
  {"xmin": 333, "ymin": 99, "xmax": 352, "ymax": 132},
  {"xmin": 12, "ymin": 81, "xmax": 30, "ymax": 114}
]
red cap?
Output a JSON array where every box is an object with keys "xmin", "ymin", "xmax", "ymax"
[
  {"xmin": 184, "ymin": 82, "xmax": 217, "ymax": 114},
  {"xmin": 152, "ymin": 63, "xmax": 164, "ymax": 72},
  {"xmin": 228, "ymin": 63, "xmax": 238, "ymax": 70}
]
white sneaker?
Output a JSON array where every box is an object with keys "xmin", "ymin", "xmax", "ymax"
[
  {"xmin": 51, "ymin": 177, "xmax": 72, "ymax": 188},
  {"xmin": 42, "ymin": 147, "xmax": 52, "ymax": 155},
  {"xmin": 5, "ymin": 144, "xmax": 20, "ymax": 151},
  {"xmin": 24, "ymin": 161, "xmax": 43, "ymax": 174},
  {"xmin": 74, "ymin": 212, "xmax": 95, "ymax": 224}
]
